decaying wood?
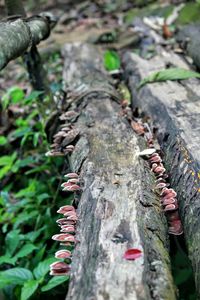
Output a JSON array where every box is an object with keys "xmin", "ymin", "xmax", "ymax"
[
  {"xmin": 123, "ymin": 49, "xmax": 200, "ymax": 296},
  {"xmin": 61, "ymin": 44, "xmax": 177, "ymax": 300}
]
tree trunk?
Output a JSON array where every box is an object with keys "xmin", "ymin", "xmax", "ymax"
[
  {"xmin": 123, "ymin": 48, "xmax": 200, "ymax": 297},
  {"xmin": 57, "ymin": 43, "xmax": 177, "ymax": 300}
]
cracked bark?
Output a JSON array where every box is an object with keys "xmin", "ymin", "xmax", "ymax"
[
  {"xmin": 60, "ymin": 43, "xmax": 176, "ymax": 300},
  {"xmin": 123, "ymin": 48, "xmax": 200, "ymax": 297}
]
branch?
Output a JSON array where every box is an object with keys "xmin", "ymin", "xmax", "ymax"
[{"xmin": 0, "ymin": 14, "xmax": 56, "ymax": 71}]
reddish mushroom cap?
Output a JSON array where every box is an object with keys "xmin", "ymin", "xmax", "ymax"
[
  {"xmin": 57, "ymin": 205, "xmax": 75, "ymax": 214},
  {"xmin": 168, "ymin": 220, "xmax": 183, "ymax": 235},
  {"xmin": 50, "ymin": 261, "xmax": 70, "ymax": 271},
  {"xmin": 52, "ymin": 233, "xmax": 75, "ymax": 242},
  {"xmin": 64, "ymin": 173, "xmax": 79, "ymax": 178},
  {"xmin": 55, "ymin": 249, "xmax": 72, "ymax": 259}
]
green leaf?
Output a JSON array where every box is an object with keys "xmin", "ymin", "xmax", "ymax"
[
  {"xmin": 14, "ymin": 244, "xmax": 37, "ymax": 260},
  {"xmin": 0, "ymin": 152, "xmax": 17, "ymax": 166},
  {"xmin": 12, "ymin": 157, "xmax": 35, "ymax": 173},
  {"xmin": 41, "ymin": 276, "xmax": 69, "ymax": 292},
  {"xmin": 104, "ymin": 50, "xmax": 120, "ymax": 71},
  {"xmin": 0, "ymin": 268, "xmax": 33, "ymax": 288},
  {"xmin": 24, "ymin": 227, "xmax": 46, "ymax": 243},
  {"xmin": 33, "ymin": 257, "xmax": 55, "ymax": 280},
  {"xmin": 33, "ymin": 132, "xmax": 40, "ymax": 147},
  {"xmin": 0, "ymin": 255, "xmax": 16, "ymax": 266},
  {"xmin": 12, "ymin": 127, "xmax": 32, "ymax": 139},
  {"xmin": 139, "ymin": 68, "xmax": 200, "ymax": 88},
  {"xmin": 8, "ymin": 86, "xmax": 25, "ymax": 103},
  {"xmin": 5, "ymin": 229, "xmax": 21, "ymax": 256},
  {"xmin": 13, "ymin": 211, "xmax": 38, "ymax": 229},
  {"xmin": 21, "ymin": 280, "xmax": 39, "ymax": 300},
  {"xmin": 0, "ymin": 136, "xmax": 7, "ymax": 145},
  {"xmin": 24, "ymin": 91, "xmax": 44, "ymax": 105}
]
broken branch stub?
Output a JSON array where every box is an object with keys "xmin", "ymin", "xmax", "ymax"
[
  {"xmin": 123, "ymin": 48, "xmax": 200, "ymax": 296},
  {"xmin": 61, "ymin": 43, "xmax": 176, "ymax": 300}
]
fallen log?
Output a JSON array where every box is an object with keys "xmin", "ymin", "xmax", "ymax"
[
  {"xmin": 123, "ymin": 48, "xmax": 200, "ymax": 296},
  {"xmin": 54, "ymin": 43, "xmax": 177, "ymax": 299}
]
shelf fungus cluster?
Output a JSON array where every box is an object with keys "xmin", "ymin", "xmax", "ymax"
[
  {"xmin": 45, "ymin": 109, "xmax": 80, "ymax": 157},
  {"xmin": 50, "ymin": 172, "xmax": 80, "ymax": 276},
  {"xmin": 137, "ymin": 124, "xmax": 183, "ymax": 236}
]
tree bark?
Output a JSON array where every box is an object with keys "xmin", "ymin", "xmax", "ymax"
[
  {"xmin": 123, "ymin": 48, "xmax": 200, "ymax": 297},
  {"xmin": 58, "ymin": 43, "xmax": 177, "ymax": 300},
  {"xmin": 0, "ymin": 16, "xmax": 52, "ymax": 70}
]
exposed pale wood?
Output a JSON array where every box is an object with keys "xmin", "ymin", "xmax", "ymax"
[
  {"xmin": 123, "ymin": 49, "xmax": 200, "ymax": 296},
  {"xmin": 61, "ymin": 43, "xmax": 177, "ymax": 300}
]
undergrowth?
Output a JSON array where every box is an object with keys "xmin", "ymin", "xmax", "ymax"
[{"xmin": 0, "ymin": 53, "xmax": 70, "ymax": 300}]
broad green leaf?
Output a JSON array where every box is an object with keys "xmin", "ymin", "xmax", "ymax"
[
  {"xmin": 15, "ymin": 180, "xmax": 37, "ymax": 198},
  {"xmin": 0, "ymin": 255, "xmax": 16, "ymax": 266},
  {"xmin": 0, "ymin": 136, "xmax": 7, "ymax": 145},
  {"xmin": 21, "ymin": 280, "xmax": 39, "ymax": 300},
  {"xmin": 41, "ymin": 276, "xmax": 69, "ymax": 292},
  {"xmin": 139, "ymin": 68, "xmax": 200, "ymax": 88},
  {"xmin": 14, "ymin": 244, "xmax": 37, "ymax": 260},
  {"xmin": 104, "ymin": 50, "xmax": 120, "ymax": 71},
  {"xmin": 13, "ymin": 211, "xmax": 38, "ymax": 229},
  {"xmin": 33, "ymin": 257, "xmax": 55, "ymax": 280},
  {"xmin": 5, "ymin": 229, "xmax": 21, "ymax": 256},
  {"xmin": 0, "ymin": 268, "xmax": 33, "ymax": 287},
  {"xmin": 37, "ymin": 193, "xmax": 50, "ymax": 204},
  {"xmin": 24, "ymin": 227, "xmax": 46, "ymax": 243},
  {"xmin": 32, "ymin": 245, "xmax": 46, "ymax": 266}
]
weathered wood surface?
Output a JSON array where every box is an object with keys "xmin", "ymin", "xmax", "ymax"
[
  {"xmin": 123, "ymin": 49, "xmax": 200, "ymax": 296},
  {"xmin": 176, "ymin": 25, "xmax": 200, "ymax": 70},
  {"xmin": 60, "ymin": 43, "xmax": 176, "ymax": 300}
]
